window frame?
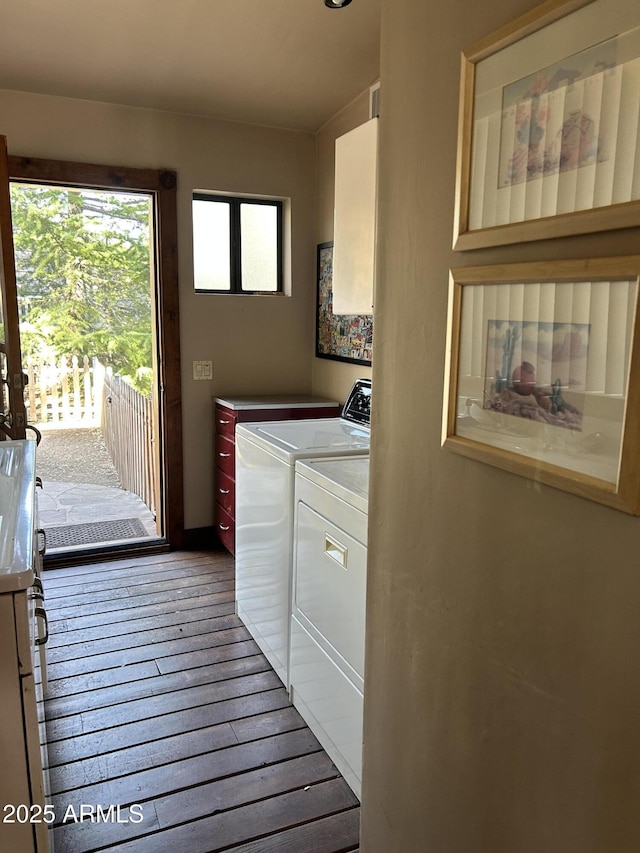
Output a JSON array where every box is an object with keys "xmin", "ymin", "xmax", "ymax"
[{"xmin": 193, "ymin": 192, "xmax": 284, "ymax": 295}]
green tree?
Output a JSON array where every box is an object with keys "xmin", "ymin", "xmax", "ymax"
[{"xmin": 10, "ymin": 183, "xmax": 153, "ymax": 394}]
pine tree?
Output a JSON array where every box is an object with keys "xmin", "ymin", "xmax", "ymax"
[{"xmin": 10, "ymin": 183, "xmax": 153, "ymax": 394}]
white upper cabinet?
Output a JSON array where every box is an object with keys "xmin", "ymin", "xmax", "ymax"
[{"xmin": 332, "ymin": 117, "xmax": 378, "ymax": 316}]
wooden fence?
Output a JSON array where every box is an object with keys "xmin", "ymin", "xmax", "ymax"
[
  {"xmin": 25, "ymin": 355, "xmax": 103, "ymax": 425},
  {"xmin": 25, "ymin": 355, "xmax": 157, "ymax": 515},
  {"xmin": 101, "ymin": 368, "xmax": 157, "ymax": 516}
]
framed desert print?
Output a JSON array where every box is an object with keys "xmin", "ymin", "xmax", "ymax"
[
  {"xmin": 316, "ymin": 242, "xmax": 373, "ymax": 365},
  {"xmin": 453, "ymin": 0, "xmax": 640, "ymax": 250},
  {"xmin": 442, "ymin": 256, "xmax": 640, "ymax": 513}
]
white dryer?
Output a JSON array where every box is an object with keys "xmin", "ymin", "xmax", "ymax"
[
  {"xmin": 290, "ymin": 455, "xmax": 369, "ymax": 799},
  {"xmin": 235, "ymin": 379, "xmax": 371, "ymax": 689}
]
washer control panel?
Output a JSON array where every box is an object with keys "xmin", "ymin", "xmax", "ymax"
[{"xmin": 341, "ymin": 378, "xmax": 372, "ymax": 428}]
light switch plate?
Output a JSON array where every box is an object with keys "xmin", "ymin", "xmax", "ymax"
[{"xmin": 193, "ymin": 360, "xmax": 213, "ymax": 380}]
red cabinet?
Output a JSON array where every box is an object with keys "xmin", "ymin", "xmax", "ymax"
[{"xmin": 213, "ymin": 395, "xmax": 340, "ymax": 555}]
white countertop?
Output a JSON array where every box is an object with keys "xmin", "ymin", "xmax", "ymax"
[
  {"xmin": 0, "ymin": 440, "xmax": 36, "ymax": 593},
  {"xmin": 214, "ymin": 394, "xmax": 339, "ymax": 411}
]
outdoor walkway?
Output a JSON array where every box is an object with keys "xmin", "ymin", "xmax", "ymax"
[
  {"xmin": 36, "ymin": 426, "xmax": 121, "ymax": 487},
  {"xmin": 36, "ymin": 426, "xmax": 157, "ymax": 551}
]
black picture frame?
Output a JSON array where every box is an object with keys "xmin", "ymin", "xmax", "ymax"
[{"xmin": 315, "ymin": 241, "xmax": 373, "ymax": 365}]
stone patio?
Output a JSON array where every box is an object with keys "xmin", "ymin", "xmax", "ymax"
[{"xmin": 35, "ymin": 426, "xmax": 157, "ymax": 551}]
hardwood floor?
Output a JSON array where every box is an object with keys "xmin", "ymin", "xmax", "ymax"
[{"xmin": 41, "ymin": 549, "xmax": 360, "ymax": 853}]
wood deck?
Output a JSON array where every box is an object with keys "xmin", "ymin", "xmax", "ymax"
[{"xmin": 42, "ymin": 549, "xmax": 360, "ymax": 853}]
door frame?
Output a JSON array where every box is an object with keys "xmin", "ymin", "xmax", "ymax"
[
  {"xmin": 9, "ymin": 154, "xmax": 184, "ymax": 550},
  {"xmin": 0, "ymin": 138, "xmax": 27, "ymax": 438}
]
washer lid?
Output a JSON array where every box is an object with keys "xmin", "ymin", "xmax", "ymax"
[{"xmin": 236, "ymin": 417, "xmax": 370, "ymax": 458}]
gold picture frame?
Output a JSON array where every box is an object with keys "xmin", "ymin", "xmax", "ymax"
[
  {"xmin": 442, "ymin": 256, "xmax": 640, "ymax": 513},
  {"xmin": 453, "ymin": 0, "xmax": 640, "ymax": 250}
]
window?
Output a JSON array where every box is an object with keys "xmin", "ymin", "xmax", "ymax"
[{"xmin": 193, "ymin": 194, "xmax": 283, "ymax": 294}]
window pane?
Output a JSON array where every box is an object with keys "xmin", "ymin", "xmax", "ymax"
[
  {"xmin": 193, "ymin": 199, "xmax": 231, "ymax": 291},
  {"xmin": 240, "ymin": 203, "xmax": 279, "ymax": 292}
]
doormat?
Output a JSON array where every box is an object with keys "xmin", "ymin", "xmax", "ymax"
[{"xmin": 45, "ymin": 518, "xmax": 149, "ymax": 549}]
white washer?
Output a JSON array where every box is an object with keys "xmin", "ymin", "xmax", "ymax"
[
  {"xmin": 235, "ymin": 379, "xmax": 371, "ymax": 689},
  {"xmin": 290, "ymin": 455, "xmax": 369, "ymax": 799}
]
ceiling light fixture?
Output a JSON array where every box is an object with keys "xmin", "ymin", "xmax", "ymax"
[{"xmin": 324, "ymin": 0, "xmax": 353, "ymax": 8}]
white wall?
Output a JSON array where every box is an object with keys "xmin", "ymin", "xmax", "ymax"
[{"xmin": 0, "ymin": 89, "xmax": 316, "ymax": 529}]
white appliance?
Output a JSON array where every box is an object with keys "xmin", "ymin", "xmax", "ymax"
[
  {"xmin": 289, "ymin": 455, "xmax": 369, "ymax": 799},
  {"xmin": 235, "ymin": 379, "xmax": 371, "ymax": 688}
]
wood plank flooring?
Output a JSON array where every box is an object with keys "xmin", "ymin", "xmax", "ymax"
[{"xmin": 41, "ymin": 549, "xmax": 360, "ymax": 853}]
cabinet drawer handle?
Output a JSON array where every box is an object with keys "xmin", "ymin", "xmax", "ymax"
[
  {"xmin": 219, "ymin": 524, "xmax": 230, "ymax": 532},
  {"xmin": 218, "ymin": 418, "xmax": 231, "ymax": 425},
  {"xmin": 324, "ymin": 533, "xmax": 348, "ymax": 569},
  {"xmin": 35, "ymin": 607, "xmax": 49, "ymax": 646},
  {"xmin": 37, "ymin": 528, "xmax": 47, "ymax": 557},
  {"xmin": 219, "ymin": 452, "xmax": 231, "ymax": 458},
  {"xmin": 219, "ymin": 488, "xmax": 230, "ymax": 494}
]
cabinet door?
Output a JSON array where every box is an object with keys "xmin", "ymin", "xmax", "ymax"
[
  {"xmin": 22, "ymin": 673, "xmax": 49, "ymax": 852},
  {"xmin": 0, "ymin": 596, "xmax": 37, "ymax": 852},
  {"xmin": 332, "ymin": 118, "xmax": 378, "ymax": 316}
]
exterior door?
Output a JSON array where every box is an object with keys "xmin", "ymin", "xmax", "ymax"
[
  {"xmin": 0, "ymin": 136, "xmax": 26, "ymax": 440},
  {"xmin": 6, "ymin": 147, "xmax": 184, "ymax": 550}
]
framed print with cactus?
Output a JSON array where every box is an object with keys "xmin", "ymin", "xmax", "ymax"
[{"xmin": 443, "ymin": 256, "xmax": 640, "ymax": 513}]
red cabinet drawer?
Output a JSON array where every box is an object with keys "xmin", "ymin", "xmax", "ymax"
[
  {"xmin": 215, "ymin": 404, "xmax": 237, "ymax": 437},
  {"xmin": 215, "ymin": 469, "xmax": 235, "ymax": 516},
  {"xmin": 215, "ymin": 503, "xmax": 235, "ymax": 555},
  {"xmin": 213, "ymin": 397, "xmax": 340, "ymax": 556},
  {"xmin": 215, "ymin": 433, "xmax": 235, "ymax": 477}
]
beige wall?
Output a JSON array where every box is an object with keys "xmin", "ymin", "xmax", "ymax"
[
  {"xmin": 312, "ymin": 89, "xmax": 373, "ymax": 404},
  {"xmin": 0, "ymin": 89, "xmax": 316, "ymax": 529},
  {"xmin": 362, "ymin": 0, "xmax": 640, "ymax": 850}
]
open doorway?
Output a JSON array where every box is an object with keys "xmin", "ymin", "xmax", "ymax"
[
  {"xmin": 11, "ymin": 181, "xmax": 160, "ymax": 555},
  {"xmin": 7, "ymin": 154, "xmax": 184, "ymax": 561}
]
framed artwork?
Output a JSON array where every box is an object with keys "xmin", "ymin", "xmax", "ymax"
[
  {"xmin": 316, "ymin": 241, "xmax": 373, "ymax": 365},
  {"xmin": 453, "ymin": 0, "xmax": 640, "ymax": 250},
  {"xmin": 442, "ymin": 256, "xmax": 640, "ymax": 513}
]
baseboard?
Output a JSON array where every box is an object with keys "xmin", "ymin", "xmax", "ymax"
[{"xmin": 183, "ymin": 526, "xmax": 227, "ymax": 552}]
